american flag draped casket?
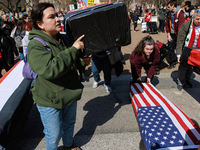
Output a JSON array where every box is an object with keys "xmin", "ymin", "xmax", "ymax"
[
  {"xmin": 130, "ymin": 83, "xmax": 200, "ymax": 150},
  {"xmin": 64, "ymin": 3, "xmax": 131, "ymax": 57},
  {"xmin": 0, "ymin": 61, "xmax": 33, "ymax": 149}
]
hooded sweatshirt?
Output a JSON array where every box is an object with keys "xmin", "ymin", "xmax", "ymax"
[{"xmin": 27, "ymin": 28, "xmax": 84, "ymax": 109}]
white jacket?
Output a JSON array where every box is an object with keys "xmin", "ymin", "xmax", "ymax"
[{"xmin": 22, "ymin": 31, "xmax": 30, "ymax": 57}]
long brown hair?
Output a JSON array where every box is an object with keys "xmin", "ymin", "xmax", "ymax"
[
  {"xmin": 133, "ymin": 35, "xmax": 155, "ymax": 55},
  {"xmin": 17, "ymin": 20, "xmax": 25, "ymax": 32}
]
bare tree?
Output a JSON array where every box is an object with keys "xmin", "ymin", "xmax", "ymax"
[{"xmin": 0, "ymin": 0, "xmax": 26, "ymax": 14}]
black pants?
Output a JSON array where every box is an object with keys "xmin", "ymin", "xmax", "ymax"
[
  {"xmin": 131, "ymin": 63, "xmax": 154, "ymax": 82},
  {"xmin": 0, "ymin": 58, "xmax": 11, "ymax": 78},
  {"xmin": 134, "ymin": 22, "xmax": 137, "ymax": 30},
  {"xmin": 166, "ymin": 34, "xmax": 177, "ymax": 65},
  {"xmin": 159, "ymin": 20, "xmax": 165, "ymax": 32}
]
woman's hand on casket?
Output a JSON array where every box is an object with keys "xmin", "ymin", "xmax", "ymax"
[
  {"xmin": 147, "ymin": 78, "xmax": 151, "ymax": 83},
  {"xmin": 137, "ymin": 77, "xmax": 141, "ymax": 82},
  {"xmin": 81, "ymin": 57, "xmax": 92, "ymax": 66},
  {"xmin": 72, "ymin": 35, "xmax": 85, "ymax": 52}
]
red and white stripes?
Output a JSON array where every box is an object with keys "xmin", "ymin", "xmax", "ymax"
[
  {"xmin": 130, "ymin": 83, "xmax": 200, "ymax": 147},
  {"xmin": 0, "ymin": 60, "xmax": 24, "ymax": 111}
]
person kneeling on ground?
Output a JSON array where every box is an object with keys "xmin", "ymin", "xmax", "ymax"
[
  {"xmin": 176, "ymin": 9, "xmax": 200, "ymax": 91},
  {"xmin": 129, "ymin": 35, "xmax": 160, "ymax": 83}
]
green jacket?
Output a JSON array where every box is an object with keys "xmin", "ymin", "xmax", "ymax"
[
  {"xmin": 27, "ymin": 28, "xmax": 84, "ymax": 109},
  {"xmin": 158, "ymin": 9, "xmax": 169, "ymax": 21},
  {"xmin": 176, "ymin": 18, "xmax": 192, "ymax": 55}
]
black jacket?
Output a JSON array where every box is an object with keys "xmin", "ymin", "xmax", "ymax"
[
  {"xmin": 0, "ymin": 35, "xmax": 14, "ymax": 66},
  {"xmin": 0, "ymin": 21, "xmax": 14, "ymax": 36}
]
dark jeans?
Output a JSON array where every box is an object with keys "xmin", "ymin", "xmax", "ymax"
[
  {"xmin": 131, "ymin": 63, "xmax": 154, "ymax": 82},
  {"xmin": 146, "ymin": 22, "xmax": 150, "ymax": 33},
  {"xmin": 159, "ymin": 20, "xmax": 165, "ymax": 32},
  {"xmin": 92, "ymin": 54, "xmax": 111, "ymax": 85},
  {"xmin": 166, "ymin": 34, "xmax": 177, "ymax": 65},
  {"xmin": 178, "ymin": 64, "xmax": 193, "ymax": 86},
  {"xmin": 0, "ymin": 58, "xmax": 12, "ymax": 78},
  {"xmin": 134, "ymin": 22, "xmax": 137, "ymax": 30}
]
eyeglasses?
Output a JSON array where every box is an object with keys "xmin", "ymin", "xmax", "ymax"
[{"xmin": 196, "ymin": 9, "xmax": 200, "ymax": 13}]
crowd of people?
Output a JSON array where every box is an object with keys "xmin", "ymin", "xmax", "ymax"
[
  {"xmin": 0, "ymin": 0, "xmax": 200, "ymax": 149},
  {"xmin": 0, "ymin": 11, "xmax": 67, "ymax": 78},
  {"xmin": 128, "ymin": 0, "xmax": 200, "ymax": 91}
]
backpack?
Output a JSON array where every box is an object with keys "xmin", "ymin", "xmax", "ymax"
[
  {"xmin": 176, "ymin": 8, "xmax": 186, "ymax": 19},
  {"xmin": 15, "ymin": 35, "xmax": 23, "ymax": 48},
  {"xmin": 22, "ymin": 37, "xmax": 50, "ymax": 81}
]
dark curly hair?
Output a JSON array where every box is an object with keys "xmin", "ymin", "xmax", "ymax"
[
  {"xmin": 167, "ymin": 0, "xmax": 177, "ymax": 7},
  {"xmin": 133, "ymin": 35, "xmax": 155, "ymax": 55},
  {"xmin": 31, "ymin": 3, "xmax": 54, "ymax": 30}
]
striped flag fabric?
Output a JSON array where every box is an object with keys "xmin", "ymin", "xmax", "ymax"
[
  {"xmin": 130, "ymin": 83, "xmax": 200, "ymax": 150},
  {"xmin": 0, "ymin": 60, "xmax": 32, "ymax": 148}
]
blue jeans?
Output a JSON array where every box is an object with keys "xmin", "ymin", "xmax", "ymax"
[
  {"xmin": 159, "ymin": 20, "xmax": 165, "ymax": 32},
  {"xmin": 92, "ymin": 54, "xmax": 111, "ymax": 85},
  {"xmin": 37, "ymin": 102, "xmax": 77, "ymax": 150}
]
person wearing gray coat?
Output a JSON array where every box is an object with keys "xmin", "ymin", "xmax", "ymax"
[{"xmin": 176, "ymin": 10, "xmax": 200, "ymax": 91}]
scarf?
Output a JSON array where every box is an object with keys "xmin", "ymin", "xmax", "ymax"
[
  {"xmin": 185, "ymin": 19, "xmax": 200, "ymax": 48},
  {"xmin": 171, "ymin": 12, "xmax": 174, "ymax": 25}
]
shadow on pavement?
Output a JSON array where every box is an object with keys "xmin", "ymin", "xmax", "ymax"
[
  {"xmin": 73, "ymin": 92, "xmax": 130, "ymax": 147},
  {"xmin": 123, "ymin": 53, "xmax": 131, "ymax": 62},
  {"xmin": 171, "ymin": 71, "xmax": 200, "ymax": 103},
  {"xmin": 15, "ymin": 104, "xmax": 44, "ymax": 150}
]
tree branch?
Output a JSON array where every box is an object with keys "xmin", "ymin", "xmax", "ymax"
[{"xmin": 0, "ymin": 1, "xmax": 12, "ymax": 12}]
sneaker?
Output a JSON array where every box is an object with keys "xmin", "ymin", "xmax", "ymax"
[
  {"xmin": 92, "ymin": 79, "xmax": 101, "ymax": 88},
  {"xmin": 167, "ymin": 64, "xmax": 176, "ymax": 69},
  {"xmin": 104, "ymin": 84, "xmax": 112, "ymax": 93},
  {"xmin": 155, "ymin": 68, "xmax": 160, "ymax": 75},
  {"xmin": 177, "ymin": 84, "xmax": 183, "ymax": 91},
  {"xmin": 185, "ymin": 80, "xmax": 192, "ymax": 88}
]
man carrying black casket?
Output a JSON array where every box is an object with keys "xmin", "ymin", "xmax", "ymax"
[{"xmin": 176, "ymin": 9, "xmax": 200, "ymax": 91}]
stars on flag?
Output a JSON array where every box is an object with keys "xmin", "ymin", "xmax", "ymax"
[{"xmin": 137, "ymin": 106, "xmax": 187, "ymax": 149}]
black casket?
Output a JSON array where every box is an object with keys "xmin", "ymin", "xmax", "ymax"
[{"xmin": 64, "ymin": 3, "xmax": 131, "ymax": 56}]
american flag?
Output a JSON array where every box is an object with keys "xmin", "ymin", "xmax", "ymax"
[{"xmin": 130, "ymin": 83, "xmax": 200, "ymax": 150}]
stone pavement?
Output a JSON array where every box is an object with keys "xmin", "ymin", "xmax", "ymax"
[{"xmin": 15, "ymin": 71, "xmax": 200, "ymax": 150}]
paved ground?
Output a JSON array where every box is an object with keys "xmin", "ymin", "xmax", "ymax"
[
  {"xmin": 5, "ymin": 23, "xmax": 200, "ymax": 149},
  {"xmin": 15, "ymin": 72, "xmax": 200, "ymax": 150}
]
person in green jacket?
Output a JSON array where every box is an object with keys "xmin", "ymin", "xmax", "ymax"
[
  {"xmin": 28, "ymin": 3, "xmax": 90, "ymax": 150},
  {"xmin": 158, "ymin": 6, "xmax": 169, "ymax": 32}
]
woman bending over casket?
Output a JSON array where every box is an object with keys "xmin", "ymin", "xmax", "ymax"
[
  {"xmin": 129, "ymin": 35, "xmax": 160, "ymax": 83},
  {"xmin": 176, "ymin": 9, "xmax": 200, "ymax": 91}
]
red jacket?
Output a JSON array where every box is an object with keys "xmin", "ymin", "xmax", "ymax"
[
  {"xmin": 129, "ymin": 47, "xmax": 160, "ymax": 79},
  {"xmin": 145, "ymin": 12, "xmax": 152, "ymax": 22},
  {"xmin": 165, "ymin": 9, "xmax": 185, "ymax": 35}
]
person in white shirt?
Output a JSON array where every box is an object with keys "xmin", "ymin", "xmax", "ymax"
[{"xmin": 22, "ymin": 22, "xmax": 32, "ymax": 57}]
